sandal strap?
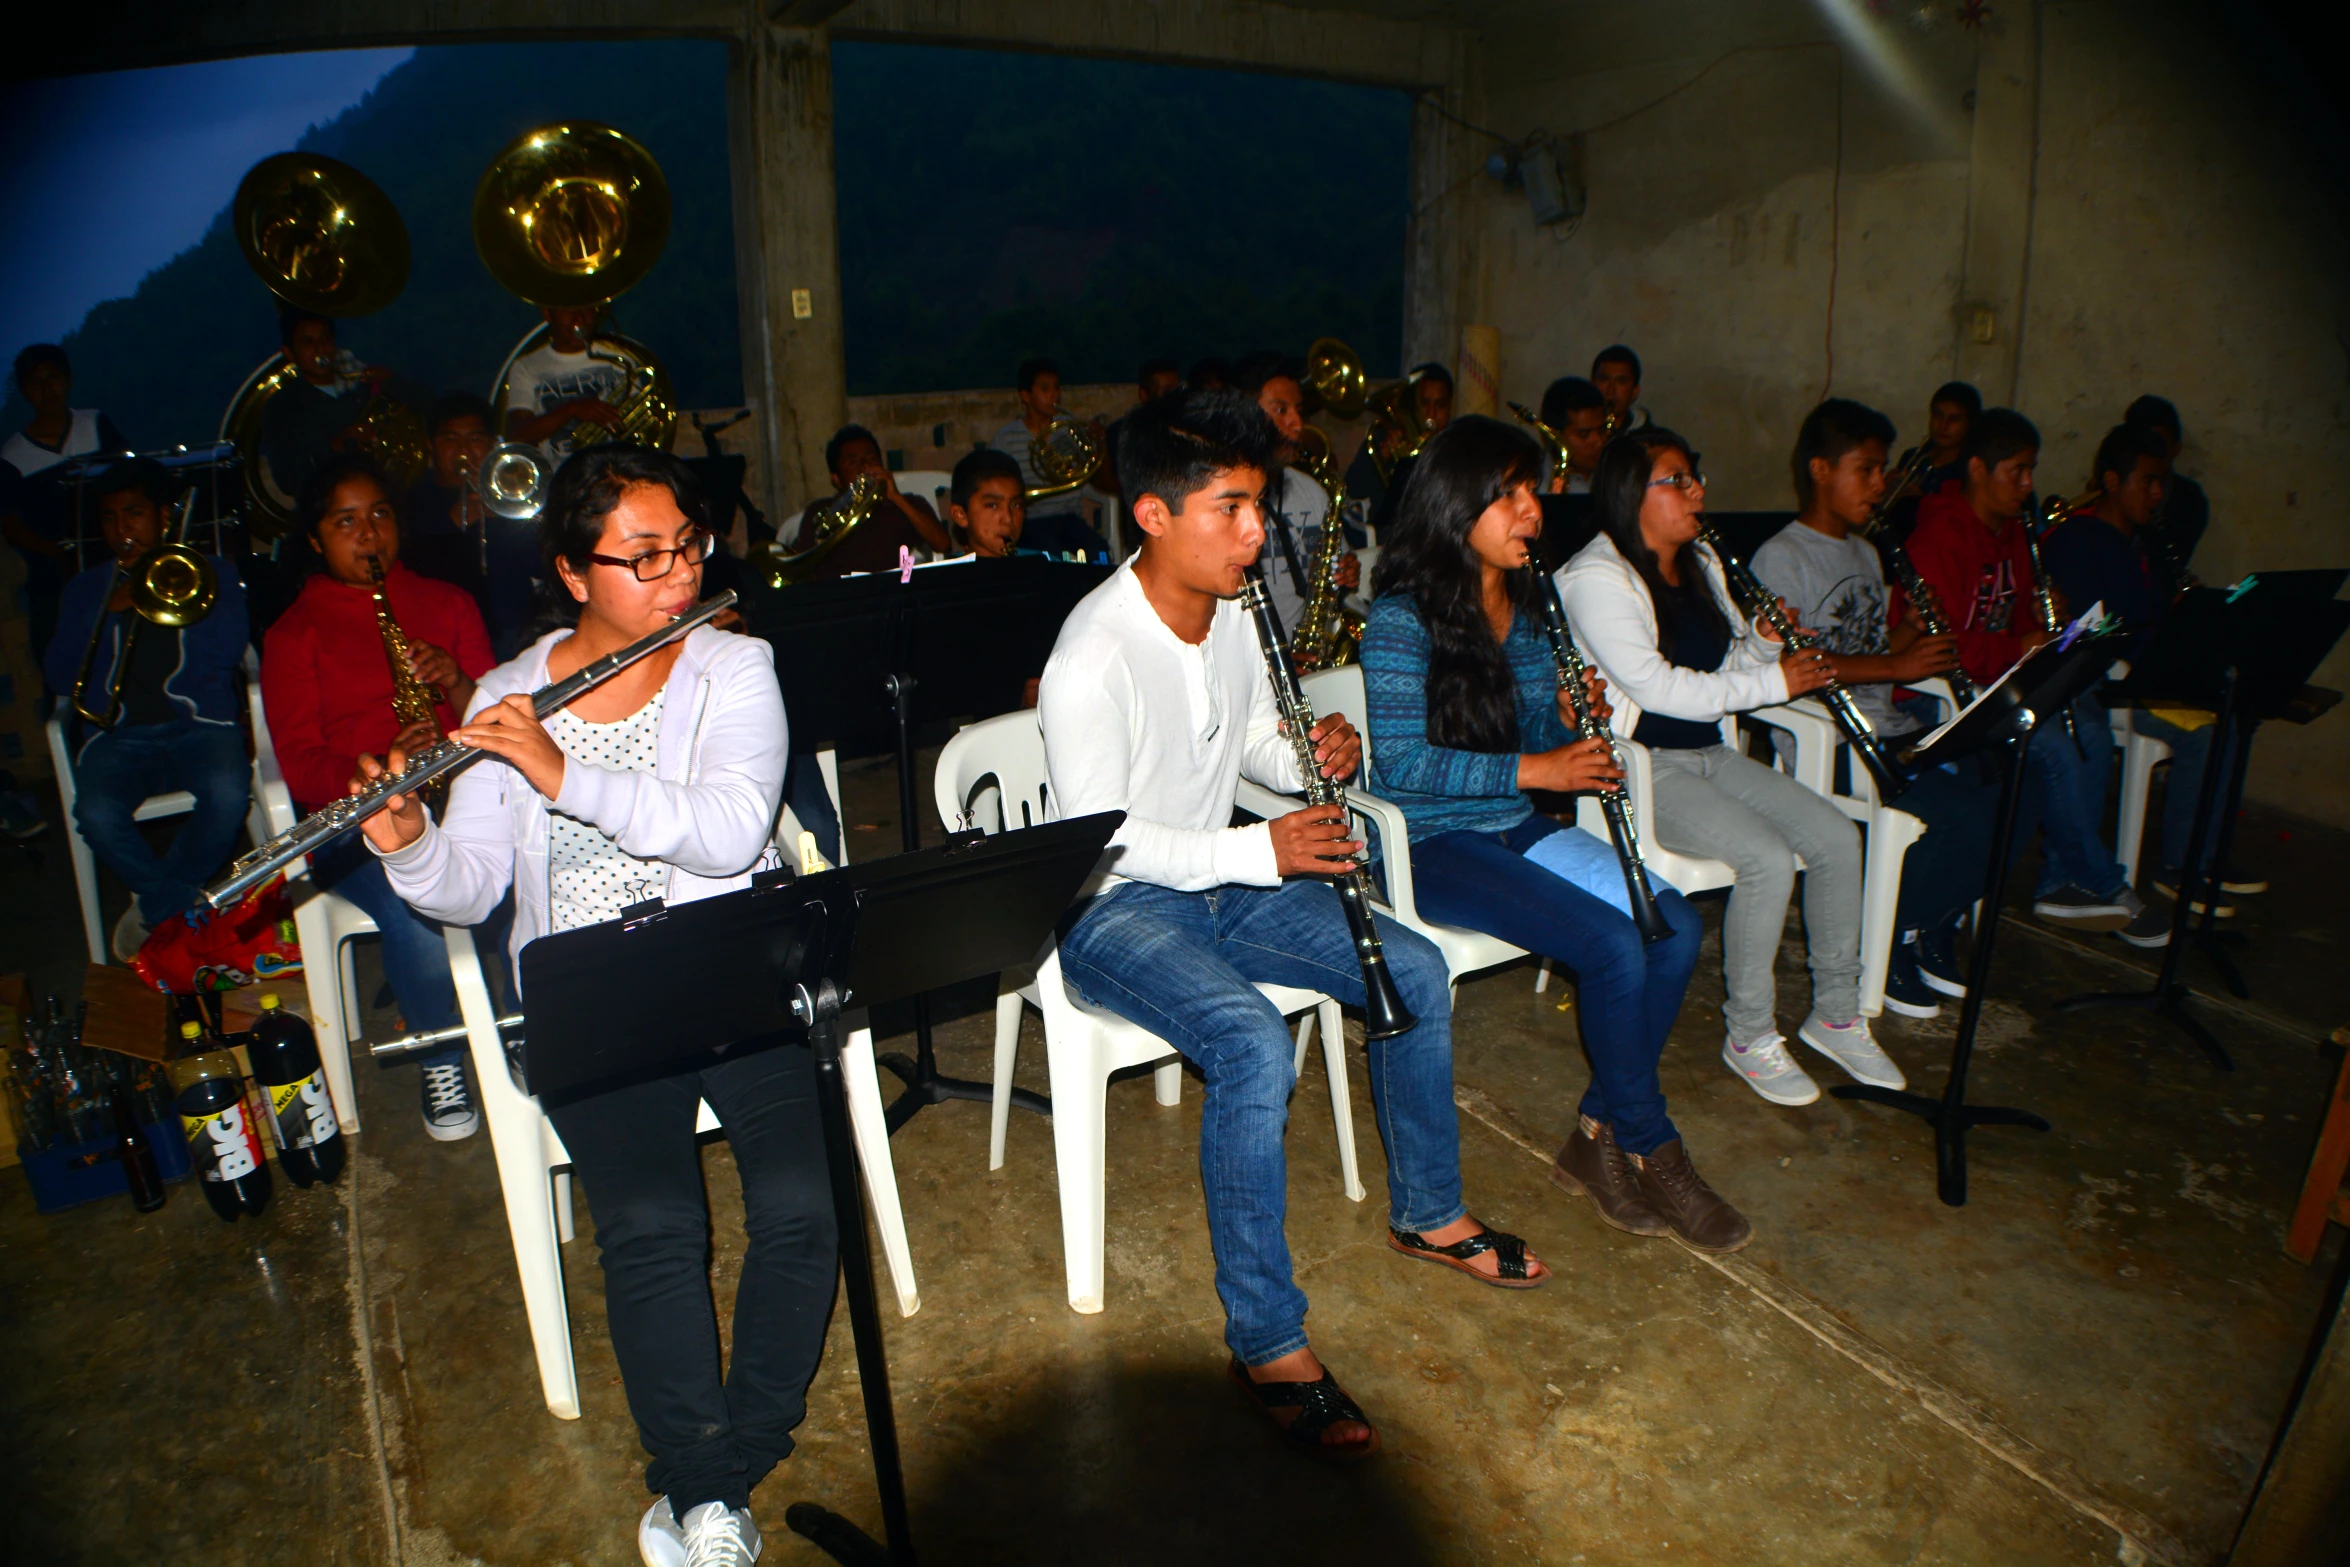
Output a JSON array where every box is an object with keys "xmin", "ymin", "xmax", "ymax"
[
  {"xmin": 1391, "ymin": 1225, "xmax": 1531, "ymax": 1280},
  {"xmin": 1233, "ymin": 1363, "xmax": 1371, "ymax": 1442}
]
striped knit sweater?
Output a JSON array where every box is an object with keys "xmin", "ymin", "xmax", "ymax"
[{"xmin": 1360, "ymin": 593, "xmax": 1574, "ymax": 842}]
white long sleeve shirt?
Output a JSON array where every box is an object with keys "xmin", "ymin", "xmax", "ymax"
[
  {"xmin": 1556, "ymin": 530, "xmax": 1788, "ymax": 739},
  {"xmin": 1038, "ymin": 559, "xmax": 1306, "ymax": 892}
]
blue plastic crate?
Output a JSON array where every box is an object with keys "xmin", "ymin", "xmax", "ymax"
[{"xmin": 17, "ymin": 1117, "xmax": 195, "ymax": 1214}]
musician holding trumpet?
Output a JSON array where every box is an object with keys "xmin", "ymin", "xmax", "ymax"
[{"xmin": 1361, "ymin": 417, "xmax": 1737, "ymax": 1252}]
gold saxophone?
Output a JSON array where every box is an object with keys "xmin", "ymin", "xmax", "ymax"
[
  {"xmin": 369, "ymin": 557, "xmax": 448, "ymax": 802},
  {"xmin": 1286, "ymin": 446, "xmax": 1362, "ymax": 673}
]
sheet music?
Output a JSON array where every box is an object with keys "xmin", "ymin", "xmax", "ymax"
[{"xmin": 1914, "ymin": 601, "xmax": 2106, "ymax": 751}]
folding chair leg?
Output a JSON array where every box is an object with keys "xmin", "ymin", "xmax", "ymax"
[
  {"xmin": 1292, "ymin": 1008, "xmax": 1315, "ymax": 1078},
  {"xmin": 1315, "ymin": 1001, "xmax": 1366, "ymax": 1202},
  {"xmin": 1151, "ymin": 1060, "xmax": 1182, "ymax": 1106},
  {"xmin": 840, "ymin": 1025, "xmax": 920, "ymax": 1318},
  {"xmin": 990, "ymin": 988, "xmax": 1024, "ymax": 1171}
]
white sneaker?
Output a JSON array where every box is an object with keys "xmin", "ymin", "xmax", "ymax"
[
  {"xmin": 1797, "ymin": 1015, "xmax": 1907, "ymax": 1091},
  {"xmin": 640, "ymin": 1499, "xmax": 762, "ymax": 1567},
  {"xmin": 1722, "ymin": 1029, "xmax": 1820, "ymax": 1106},
  {"xmin": 419, "ymin": 1061, "xmax": 480, "ymax": 1142}
]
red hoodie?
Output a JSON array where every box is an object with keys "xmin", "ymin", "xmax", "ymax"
[
  {"xmin": 262, "ymin": 561, "xmax": 495, "ymax": 812},
  {"xmin": 1904, "ymin": 490, "xmax": 2041, "ymax": 688}
]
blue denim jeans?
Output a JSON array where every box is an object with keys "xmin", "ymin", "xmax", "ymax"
[
  {"xmin": 2017, "ymin": 691, "xmax": 2127, "ymax": 900},
  {"xmin": 1057, "ymin": 878, "xmax": 1461, "ymax": 1365},
  {"xmin": 70, "ymin": 718, "xmax": 251, "ymax": 925},
  {"xmin": 1409, "ymin": 820, "xmax": 1700, "ymax": 1156},
  {"xmin": 1890, "ymin": 758, "xmax": 2003, "ymax": 933},
  {"xmin": 310, "ymin": 837, "xmax": 462, "ymax": 1070}
]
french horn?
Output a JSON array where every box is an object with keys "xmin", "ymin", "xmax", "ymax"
[
  {"xmin": 1024, "ymin": 418, "xmax": 1105, "ymax": 502},
  {"xmin": 751, "ymin": 474, "xmax": 886, "ymax": 587}
]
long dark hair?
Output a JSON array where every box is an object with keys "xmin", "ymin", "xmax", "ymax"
[
  {"xmin": 1370, "ymin": 415, "xmax": 1543, "ymax": 753},
  {"xmin": 535, "ymin": 446, "xmax": 709, "ymax": 630},
  {"xmin": 1591, "ymin": 426, "xmax": 1727, "ymax": 661}
]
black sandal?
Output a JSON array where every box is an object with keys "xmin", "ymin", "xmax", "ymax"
[
  {"xmin": 1388, "ymin": 1224, "xmax": 1545, "ymax": 1289},
  {"xmin": 1228, "ymin": 1358, "xmax": 1382, "ymax": 1462}
]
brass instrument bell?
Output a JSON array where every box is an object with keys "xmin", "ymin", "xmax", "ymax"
[
  {"xmin": 1024, "ymin": 418, "xmax": 1106, "ymax": 501},
  {"xmin": 70, "ymin": 489, "xmax": 219, "ymax": 728},
  {"xmin": 1302, "ymin": 337, "xmax": 1367, "ymax": 420},
  {"xmin": 473, "ymin": 122, "xmax": 671, "ymax": 310},
  {"xmin": 232, "ymin": 152, "xmax": 410, "ymax": 318},
  {"xmin": 472, "ymin": 442, "xmax": 551, "ymax": 521},
  {"xmin": 752, "ymin": 473, "xmax": 887, "ymax": 587},
  {"xmin": 1508, "ymin": 401, "xmax": 1572, "ymax": 488}
]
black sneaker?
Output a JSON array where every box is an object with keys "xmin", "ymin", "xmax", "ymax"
[
  {"xmin": 1915, "ymin": 919, "xmax": 1968, "ymax": 999},
  {"xmin": 2150, "ymin": 872, "xmax": 2236, "ymax": 918},
  {"xmin": 2218, "ymin": 864, "xmax": 2268, "ymax": 895},
  {"xmin": 2115, "ymin": 905, "xmax": 2172, "ymax": 949},
  {"xmin": 420, "ymin": 1060, "xmax": 480, "ymax": 1142},
  {"xmin": 2032, "ymin": 885, "xmax": 2135, "ymax": 931},
  {"xmin": 1881, "ymin": 940, "xmax": 1942, "ymax": 1019}
]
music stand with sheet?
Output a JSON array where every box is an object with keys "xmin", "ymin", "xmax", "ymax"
[
  {"xmin": 1829, "ymin": 628, "xmax": 2117, "ymax": 1206},
  {"xmin": 516, "ymin": 811, "xmax": 1124, "ymax": 1567}
]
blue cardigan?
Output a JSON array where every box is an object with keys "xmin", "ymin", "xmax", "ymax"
[
  {"xmin": 44, "ymin": 556, "xmax": 251, "ymax": 733},
  {"xmin": 1360, "ymin": 593, "xmax": 1573, "ymax": 842}
]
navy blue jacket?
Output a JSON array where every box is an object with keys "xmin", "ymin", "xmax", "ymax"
[{"xmin": 44, "ymin": 556, "xmax": 252, "ymax": 730}]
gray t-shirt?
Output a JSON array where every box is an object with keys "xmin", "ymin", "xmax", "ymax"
[{"xmin": 1749, "ymin": 520, "xmax": 1917, "ymax": 738}]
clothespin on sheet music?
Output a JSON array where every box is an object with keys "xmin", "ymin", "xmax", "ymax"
[
  {"xmin": 2057, "ymin": 600, "xmax": 2108, "ymax": 651},
  {"xmin": 797, "ymin": 830, "xmax": 830, "ymax": 876},
  {"xmin": 899, "ymin": 545, "xmax": 916, "ymax": 583}
]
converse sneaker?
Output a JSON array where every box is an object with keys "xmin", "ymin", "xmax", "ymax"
[
  {"xmin": 1915, "ymin": 919, "xmax": 1968, "ymax": 998},
  {"xmin": 1722, "ymin": 1029, "xmax": 1820, "ymax": 1106},
  {"xmin": 2031, "ymin": 885, "xmax": 2135, "ymax": 931},
  {"xmin": 1880, "ymin": 940, "xmax": 1942, "ymax": 1020},
  {"xmin": 2217, "ymin": 864, "xmax": 2268, "ymax": 895},
  {"xmin": 419, "ymin": 1060, "xmax": 479, "ymax": 1142},
  {"xmin": 1798, "ymin": 1014, "xmax": 1907, "ymax": 1090},
  {"xmin": 641, "ymin": 1498, "xmax": 762, "ymax": 1567},
  {"xmin": 2114, "ymin": 904, "xmax": 2172, "ymax": 949}
]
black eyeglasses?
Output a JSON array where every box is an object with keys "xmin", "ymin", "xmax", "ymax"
[{"xmin": 586, "ymin": 530, "xmax": 715, "ymax": 582}]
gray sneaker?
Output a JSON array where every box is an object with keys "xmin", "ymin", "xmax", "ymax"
[
  {"xmin": 1721, "ymin": 1029, "xmax": 1820, "ymax": 1106},
  {"xmin": 1798, "ymin": 1015, "xmax": 1907, "ymax": 1090},
  {"xmin": 2032, "ymin": 885, "xmax": 2135, "ymax": 932}
]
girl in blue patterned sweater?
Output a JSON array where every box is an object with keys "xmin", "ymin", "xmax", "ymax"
[{"xmin": 1361, "ymin": 416, "xmax": 1748, "ymax": 1253}]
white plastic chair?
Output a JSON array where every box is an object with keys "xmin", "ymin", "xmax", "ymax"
[
  {"xmin": 931, "ymin": 710, "xmax": 1361, "ymax": 1314},
  {"xmin": 2110, "ymin": 698, "xmax": 2173, "ymax": 889}
]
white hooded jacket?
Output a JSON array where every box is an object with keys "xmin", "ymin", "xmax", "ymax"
[{"xmin": 1555, "ymin": 529, "xmax": 1790, "ymax": 740}]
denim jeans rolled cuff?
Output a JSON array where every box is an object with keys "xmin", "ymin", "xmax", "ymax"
[
  {"xmin": 311, "ymin": 838, "xmax": 465, "ymax": 1070},
  {"xmin": 69, "ymin": 718, "xmax": 252, "ymax": 925},
  {"xmin": 1058, "ymin": 877, "xmax": 1462, "ymax": 1364}
]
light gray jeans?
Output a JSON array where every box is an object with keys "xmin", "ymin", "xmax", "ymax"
[{"xmin": 1648, "ymin": 743, "xmax": 1864, "ymax": 1043}]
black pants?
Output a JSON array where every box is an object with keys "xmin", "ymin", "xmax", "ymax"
[{"xmin": 547, "ymin": 1041, "xmax": 839, "ymax": 1514}]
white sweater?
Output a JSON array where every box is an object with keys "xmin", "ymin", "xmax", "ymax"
[
  {"xmin": 1556, "ymin": 530, "xmax": 1789, "ymax": 739},
  {"xmin": 375, "ymin": 625, "xmax": 787, "ymax": 986},
  {"xmin": 1038, "ymin": 559, "xmax": 1306, "ymax": 892}
]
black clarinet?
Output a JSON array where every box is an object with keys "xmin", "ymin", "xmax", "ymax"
[
  {"xmin": 1528, "ymin": 569, "xmax": 1674, "ymax": 943},
  {"xmin": 1237, "ymin": 565, "xmax": 1416, "ymax": 1040},
  {"xmin": 1699, "ymin": 524, "xmax": 1910, "ymax": 801},
  {"xmin": 1888, "ymin": 547, "xmax": 1977, "ymax": 707}
]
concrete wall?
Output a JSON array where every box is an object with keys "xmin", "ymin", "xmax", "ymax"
[{"xmin": 1464, "ymin": 0, "xmax": 2350, "ymax": 823}]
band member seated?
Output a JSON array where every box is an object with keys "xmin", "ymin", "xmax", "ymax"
[
  {"xmin": 1905, "ymin": 409, "xmax": 2151, "ymax": 938},
  {"xmin": 502, "ymin": 303, "xmax": 629, "ymax": 468},
  {"xmin": 1536, "ymin": 375, "xmax": 1611, "ymax": 495},
  {"xmin": 1348, "ymin": 362, "xmax": 1456, "ymax": 533},
  {"xmin": 43, "ymin": 459, "xmax": 251, "ymax": 959},
  {"xmin": 990, "ymin": 356, "xmax": 1108, "ymax": 558},
  {"xmin": 2122, "ymin": 395, "xmax": 2208, "ymax": 597},
  {"xmin": 1877, "ymin": 381, "xmax": 1980, "ymax": 552},
  {"xmin": 1234, "ymin": 349, "xmax": 1358, "ymax": 637},
  {"xmin": 403, "ymin": 392, "xmax": 540, "ymax": 660},
  {"xmin": 261, "ymin": 453, "xmax": 494, "ymax": 1140},
  {"xmin": 1363, "ymin": 417, "xmax": 1740, "ymax": 1250},
  {"xmin": 1750, "ymin": 400, "xmax": 1996, "ymax": 1014},
  {"xmin": 260, "ymin": 308, "xmax": 404, "ymax": 504},
  {"xmin": 5, "ymin": 344, "xmax": 131, "ymax": 669},
  {"xmin": 2045, "ymin": 421, "xmax": 2253, "ymax": 929},
  {"xmin": 1561, "ymin": 428, "xmax": 1895, "ymax": 1108},
  {"xmin": 785, "ymin": 423, "xmax": 951, "ymax": 578},
  {"xmin": 1589, "ymin": 345, "xmax": 1652, "ymax": 431},
  {"xmin": 947, "ymin": 448, "xmax": 1027, "ymax": 559},
  {"xmin": 1040, "ymin": 387, "xmax": 1546, "ymax": 1461}
]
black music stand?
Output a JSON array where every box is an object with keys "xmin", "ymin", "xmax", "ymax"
[
  {"xmin": 750, "ymin": 558, "xmax": 1109, "ymax": 1131},
  {"xmin": 516, "ymin": 812, "xmax": 1124, "ymax": 1567},
  {"xmin": 1830, "ymin": 630, "xmax": 2116, "ymax": 1205}
]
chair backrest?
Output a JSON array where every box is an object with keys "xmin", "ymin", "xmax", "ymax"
[
  {"xmin": 894, "ymin": 469, "xmax": 954, "ymax": 521},
  {"xmin": 933, "ymin": 709, "xmax": 1050, "ymax": 836}
]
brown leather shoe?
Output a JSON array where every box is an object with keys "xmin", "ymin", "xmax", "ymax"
[
  {"xmin": 1550, "ymin": 1122, "xmax": 1670, "ymax": 1237},
  {"xmin": 1629, "ymin": 1139, "xmax": 1753, "ymax": 1254}
]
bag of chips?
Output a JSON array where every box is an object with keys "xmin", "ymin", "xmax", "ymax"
[{"xmin": 132, "ymin": 876, "xmax": 305, "ymax": 994}]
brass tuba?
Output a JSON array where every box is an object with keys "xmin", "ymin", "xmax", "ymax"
[
  {"xmin": 1023, "ymin": 417, "xmax": 1106, "ymax": 502},
  {"xmin": 220, "ymin": 153, "xmax": 426, "ymax": 539},
  {"xmin": 71, "ymin": 489, "xmax": 218, "ymax": 728},
  {"xmin": 751, "ymin": 474, "xmax": 886, "ymax": 587},
  {"xmin": 1302, "ymin": 337, "xmax": 1367, "ymax": 420},
  {"xmin": 476, "ymin": 123, "xmax": 678, "ymax": 454}
]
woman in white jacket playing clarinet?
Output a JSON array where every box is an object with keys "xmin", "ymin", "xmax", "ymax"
[
  {"xmin": 354, "ymin": 446, "xmax": 799, "ymax": 1567},
  {"xmin": 1558, "ymin": 427, "xmax": 1904, "ymax": 1111}
]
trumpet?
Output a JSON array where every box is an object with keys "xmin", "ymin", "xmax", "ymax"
[{"xmin": 70, "ymin": 488, "xmax": 218, "ymax": 728}]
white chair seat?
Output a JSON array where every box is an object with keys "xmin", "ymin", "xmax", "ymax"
[{"xmin": 2111, "ymin": 692, "xmax": 2173, "ymax": 888}]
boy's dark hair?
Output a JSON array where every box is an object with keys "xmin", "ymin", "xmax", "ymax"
[
  {"xmin": 1407, "ymin": 361, "xmax": 1454, "ymax": 391},
  {"xmin": 951, "ymin": 448, "xmax": 1024, "ymax": 511},
  {"xmin": 428, "ymin": 391, "xmax": 495, "ymax": 437},
  {"xmin": 2093, "ymin": 421, "xmax": 2170, "ymax": 490},
  {"xmin": 1591, "ymin": 344, "xmax": 1642, "ymax": 382},
  {"xmin": 823, "ymin": 423, "xmax": 882, "ymax": 478},
  {"xmin": 1791, "ymin": 398, "xmax": 1897, "ymax": 508},
  {"xmin": 295, "ymin": 451, "xmax": 396, "ymax": 542},
  {"xmin": 1015, "ymin": 357, "xmax": 1059, "ymax": 394},
  {"xmin": 1114, "ymin": 387, "xmax": 1279, "ymax": 519},
  {"xmin": 1186, "ymin": 357, "xmax": 1231, "ymax": 391},
  {"xmin": 2123, "ymin": 394, "xmax": 2183, "ymax": 441},
  {"xmin": 1137, "ymin": 356, "xmax": 1180, "ymax": 388},
  {"xmin": 538, "ymin": 447, "xmax": 709, "ymax": 627},
  {"xmin": 93, "ymin": 456, "xmax": 173, "ymax": 511},
  {"xmin": 1964, "ymin": 407, "xmax": 2040, "ymax": 471},
  {"xmin": 1930, "ymin": 380, "xmax": 1982, "ymax": 418},
  {"xmin": 1538, "ymin": 375, "xmax": 1604, "ymax": 430},
  {"xmin": 278, "ymin": 306, "xmax": 334, "ymax": 349},
  {"xmin": 1229, "ymin": 350, "xmax": 1302, "ymax": 399},
  {"xmin": 12, "ymin": 343, "xmax": 67, "ymax": 389}
]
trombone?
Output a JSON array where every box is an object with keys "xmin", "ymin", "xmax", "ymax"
[{"xmin": 70, "ymin": 488, "xmax": 219, "ymax": 728}]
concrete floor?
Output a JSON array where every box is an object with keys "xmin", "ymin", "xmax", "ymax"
[{"xmin": 2, "ymin": 750, "xmax": 2342, "ymax": 1566}]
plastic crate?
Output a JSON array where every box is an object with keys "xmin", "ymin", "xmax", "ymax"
[{"xmin": 17, "ymin": 1117, "xmax": 195, "ymax": 1214}]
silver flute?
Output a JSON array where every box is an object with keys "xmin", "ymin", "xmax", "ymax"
[{"xmin": 205, "ymin": 592, "xmax": 737, "ymax": 910}]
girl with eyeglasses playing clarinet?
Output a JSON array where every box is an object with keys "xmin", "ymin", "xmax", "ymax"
[{"xmin": 353, "ymin": 446, "xmax": 800, "ymax": 1567}]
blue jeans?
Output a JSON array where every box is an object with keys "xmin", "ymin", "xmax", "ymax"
[
  {"xmin": 310, "ymin": 837, "xmax": 462, "ymax": 1070},
  {"xmin": 71, "ymin": 718, "xmax": 251, "ymax": 925},
  {"xmin": 2132, "ymin": 709, "xmax": 2228, "ymax": 875},
  {"xmin": 1890, "ymin": 758, "xmax": 2002, "ymax": 933},
  {"xmin": 2017, "ymin": 691, "xmax": 2126, "ymax": 900},
  {"xmin": 1409, "ymin": 819, "xmax": 1700, "ymax": 1156},
  {"xmin": 1058, "ymin": 878, "xmax": 1461, "ymax": 1365}
]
